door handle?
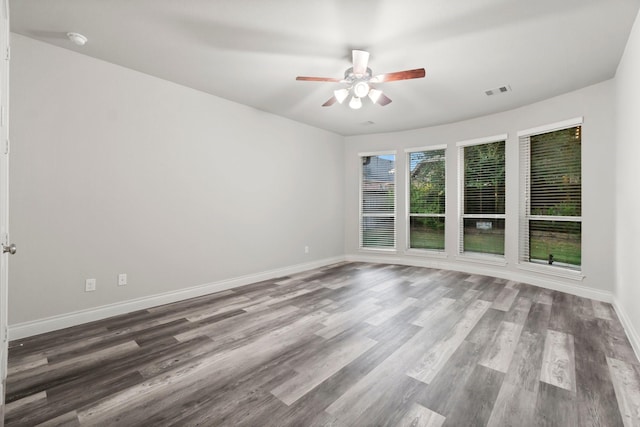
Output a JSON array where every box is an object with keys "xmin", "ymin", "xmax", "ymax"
[{"xmin": 3, "ymin": 243, "xmax": 16, "ymax": 254}]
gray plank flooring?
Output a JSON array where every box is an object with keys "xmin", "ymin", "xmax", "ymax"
[{"xmin": 5, "ymin": 262, "xmax": 640, "ymax": 426}]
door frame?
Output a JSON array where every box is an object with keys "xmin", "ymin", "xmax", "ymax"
[{"xmin": 0, "ymin": 0, "xmax": 10, "ymax": 424}]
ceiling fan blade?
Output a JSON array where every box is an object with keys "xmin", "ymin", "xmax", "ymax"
[
  {"xmin": 370, "ymin": 68, "xmax": 426, "ymax": 83},
  {"xmin": 296, "ymin": 76, "xmax": 342, "ymax": 82},
  {"xmin": 376, "ymin": 93, "xmax": 392, "ymax": 106},
  {"xmin": 352, "ymin": 50, "xmax": 370, "ymax": 76},
  {"xmin": 322, "ymin": 96, "xmax": 338, "ymax": 107}
]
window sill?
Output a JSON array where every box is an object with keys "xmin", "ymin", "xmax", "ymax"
[
  {"xmin": 455, "ymin": 253, "xmax": 507, "ymax": 267},
  {"xmin": 517, "ymin": 262, "xmax": 584, "ymax": 281},
  {"xmin": 358, "ymin": 247, "xmax": 398, "ymax": 254},
  {"xmin": 404, "ymin": 249, "xmax": 448, "ymax": 259}
]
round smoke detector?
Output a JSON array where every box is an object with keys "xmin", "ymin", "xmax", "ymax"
[{"xmin": 67, "ymin": 32, "xmax": 88, "ymax": 46}]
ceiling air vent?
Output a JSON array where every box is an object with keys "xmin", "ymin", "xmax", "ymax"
[{"xmin": 485, "ymin": 85, "xmax": 512, "ymax": 96}]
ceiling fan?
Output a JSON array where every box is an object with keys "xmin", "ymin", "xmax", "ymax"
[{"xmin": 296, "ymin": 50, "xmax": 426, "ymax": 109}]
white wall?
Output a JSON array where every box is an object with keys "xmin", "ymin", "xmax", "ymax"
[
  {"xmin": 345, "ymin": 80, "xmax": 616, "ymax": 300},
  {"xmin": 9, "ymin": 34, "xmax": 345, "ymax": 326},
  {"xmin": 615, "ymin": 8, "xmax": 640, "ymax": 354}
]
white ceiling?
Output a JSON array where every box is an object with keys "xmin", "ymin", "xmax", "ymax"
[{"xmin": 10, "ymin": 0, "xmax": 640, "ymax": 136}]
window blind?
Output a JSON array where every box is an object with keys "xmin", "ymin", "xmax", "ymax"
[
  {"xmin": 519, "ymin": 135, "xmax": 531, "ymax": 263},
  {"xmin": 463, "ymin": 141, "xmax": 506, "ymax": 216},
  {"xmin": 530, "ymin": 127, "xmax": 581, "ymax": 217},
  {"xmin": 408, "ymin": 148, "xmax": 446, "ymax": 250},
  {"xmin": 361, "ymin": 154, "xmax": 396, "ymax": 249}
]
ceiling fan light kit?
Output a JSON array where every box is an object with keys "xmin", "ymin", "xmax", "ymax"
[
  {"xmin": 349, "ymin": 96, "xmax": 363, "ymax": 110},
  {"xmin": 353, "ymin": 81, "xmax": 370, "ymax": 98},
  {"xmin": 368, "ymin": 88, "xmax": 382, "ymax": 104},
  {"xmin": 296, "ymin": 49, "xmax": 426, "ymax": 109},
  {"xmin": 334, "ymin": 88, "xmax": 350, "ymax": 104}
]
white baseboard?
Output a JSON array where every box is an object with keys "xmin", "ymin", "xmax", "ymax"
[
  {"xmin": 612, "ymin": 298, "xmax": 640, "ymax": 363},
  {"xmin": 9, "ymin": 256, "xmax": 346, "ymax": 340},
  {"xmin": 11, "ymin": 254, "xmax": 627, "ymax": 346},
  {"xmin": 346, "ymin": 253, "xmax": 613, "ymax": 303}
]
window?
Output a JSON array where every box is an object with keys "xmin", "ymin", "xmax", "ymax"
[
  {"xmin": 360, "ymin": 153, "xmax": 396, "ymax": 249},
  {"xmin": 407, "ymin": 147, "xmax": 446, "ymax": 250},
  {"xmin": 458, "ymin": 136, "xmax": 506, "ymax": 256},
  {"xmin": 519, "ymin": 118, "xmax": 582, "ymax": 270}
]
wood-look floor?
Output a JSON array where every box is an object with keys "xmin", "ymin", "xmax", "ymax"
[{"xmin": 5, "ymin": 262, "xmax": 640, "ymax": 426}]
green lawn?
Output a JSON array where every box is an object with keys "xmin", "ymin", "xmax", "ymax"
[
  {"xmin": 364, "ymin": 227, "xmax": 581, "ymax": 267},
  {"xmin": 530, "ymin": 237, "xmax": 581, "ymax": 266},
  {"xmin": 410, "ymin": 230, "xmax": 445, "ymax": 250},
  {"xmin": 529, "ymin": 222, "xmax": 581, "ymax": 266},
  {"xmin": 463, "ymin": 233, "xmax": 504, "ymax": 255}
]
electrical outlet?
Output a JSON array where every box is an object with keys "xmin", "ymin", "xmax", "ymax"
[
  {"xmin": 118, "ymin": 273, "xmax": 127, "ymax": 286},
  {"xmin": 85, "ymin": 278, "xmax": 96, "ymax": 292},
  {"xmin": 304, "ymin": 246, "xmax": 309, "ymax": 254}
]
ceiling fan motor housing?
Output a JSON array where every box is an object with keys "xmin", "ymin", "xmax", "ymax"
[
  {"xmin": 344, "ymin": 67, "xmax": 373, "ymax": 99},
  {"xmin": 353, "ymin": 81, "xmax": 370, "ymax": 98},
  {"xmin": 344, "ymin": 67, "xmax": 373, "ymax": 81}
]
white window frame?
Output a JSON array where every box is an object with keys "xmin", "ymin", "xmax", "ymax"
[
  {"xmin": 405, "ymin": 145, "xmax": 447, "ymax": 255},
  {"xmin": 518, "ymin": 117, "xmax": 584, "ymax": 279},
  {"xmin": 457, "ymin": 134, "xmax": 508, "ymax": 262},
  {"xmin": 359, "ymin": 150, "xmax": 397, "ymax": 252}
]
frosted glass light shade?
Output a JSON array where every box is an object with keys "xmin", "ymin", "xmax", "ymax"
[
  {"xmin": 349, "ymin": 96, "xmax": 363, "ymax": 109},
  {"xmin": 334, "ymin": 88, "xmax": 349, "ymax": 104},
  {"xmin": 368, "ymin": 88, "xmax": 383, "ymax": 104}
]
